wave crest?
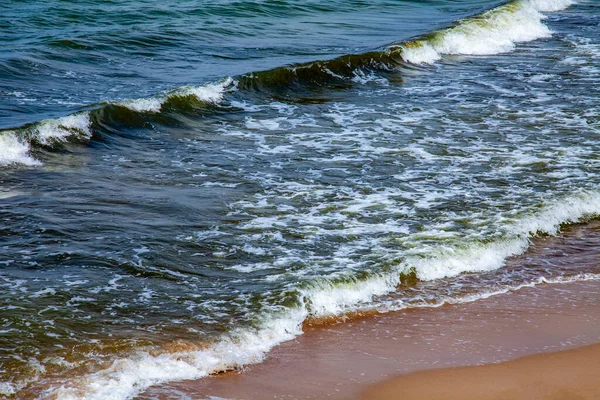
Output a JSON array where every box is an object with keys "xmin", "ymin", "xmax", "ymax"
[
  {"xmin": 0, "ymin": 0, "xmax": 575, "ymax": 167},
  {"xmin": 397, "ymin": 0, "xmax": 572, "ymax": 64}
]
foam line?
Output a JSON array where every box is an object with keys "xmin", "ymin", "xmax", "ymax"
[
  {"xmin": 398, "ymin": 0, "xmax": 574, "ymax": 64},
  {"xmin": 117, "ymin": 77, "xmax": 235, "ymax": 113},
  {"xmin": 0, "ymin": 131, "xmax": 40, "ymax": 167},
  {"xmin": 44, "ymin": 190, "xmax": 599, "ymax": 400}
]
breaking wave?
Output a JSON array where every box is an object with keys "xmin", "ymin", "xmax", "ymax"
[
  {"xmin": 0, "ymin": 79, "xmax": 235, "ymax": 167},
  {"xmin": 0, "ymin": 0, "xmax": 573, "ymax": 167},
  {"xmin": 42, "ymin": 188, "xmax": 600, "ymax": 400},
  {"xmin": 2, "ymin": 0, "xmax": 585, "ymax": 398},
  {"xmin": 397, "ymin": 0, "xmax": 574, "ymax": 64}
]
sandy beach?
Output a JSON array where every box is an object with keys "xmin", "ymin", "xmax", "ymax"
[
  {"xmin": 139, "ymin": 277, "xmax": 600, "ymax": 399},
  {"xmin": 361, "ymin": 343, "xmax": 600, "ymax": 400},
  {"xmin": 131, "ymin": 220, "xmax": 600, "ymax": 399}
]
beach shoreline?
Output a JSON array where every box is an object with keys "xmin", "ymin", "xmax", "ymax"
[
  {"xmin": 135, "ymin": 221, "xmax": 600, "ymax": 399},
  {"xmin": 139, "ymin": 277, "xmax": 600, "ymax": 399}
]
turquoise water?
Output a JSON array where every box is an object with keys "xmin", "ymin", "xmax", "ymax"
[{"xmin": 1, "ymin": 0, "xmax": 600, "ymax": 398}]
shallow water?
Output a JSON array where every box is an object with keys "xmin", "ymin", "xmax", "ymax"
[{"xmin": 1, "ymin": 0, "xmax": 600, "ymax": 398}]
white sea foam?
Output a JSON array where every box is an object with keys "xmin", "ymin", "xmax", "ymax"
[
  {"xmin": 399, "ymin": 0, "xmax": 573, "ymax": 65},
  {"xmin": 410, "ymin": 191, "xmax": 600, "ymax": 281},
  {"xmin": 351, "ymin": 70, "xmax": 389, "ymax": 85},
  {"xmin": 45, "ymin": 309, "xmax": 306, "ymax": 400},
  {"xmin": 117, "ymin": 77, "xmax": 235, "ymax": 113},
  {"xmin": 528, "ymin": 0, "xmax": 574, "ymax": 12},
  {"xmin": 270, "ymin": 191, "xmax": 600, "ymax": 320},
  {"xmin": 0, "ymin": 383, "xmax": 15, "ymax": 397},
  {"xmin": 245, "ymin": 117, "xmax": 281, "ymax": 130},
  {"xmin": 119, "ymin": 97, "xmax": 164, "ymax": 113},
  {"xmin": 0, "ymin": 131, "xmax": 40, "ymax": 167},
  {"xmin": 43, "ymin": 236, "xmax": 600, "ymax": 400},
  {"xmin": 301, "ymin": 274, "xmax": 400, "ymax": 317},
  {"xmin": 0, "ymin": 112, "xmax": 92, "ymax": 166},
  {"xmin": 6, "ymin": 0, "xmax": 590, "ymax": 396},
  {"xmin": 36, "ymin": 113, "xmax": 92, "ymax": 144},
  {"xmin": 176, "ymin": 77, "xmax": 235, "ymax": 102},
  {"xmin": 31, "ymin": 287, "xmax": 57, "ymax": 298},
  {"xmin": 399, "ymin": 42, "xmax": 441, "ymax": 64},
  {"xmin": 35, "ymin": 183, "xmax": 600, "ymax": 399}
]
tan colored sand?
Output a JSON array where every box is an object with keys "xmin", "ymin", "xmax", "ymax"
[
  {"xmin": 360, "ymin": 343, "xmax": 600, "ymax": 400},
  {"xmin": 139, "ymin": 280, "xmax": 600, "ymax": 400},
  {"xmin": 137, "ymin": 222, "xmax": 600, "ymax": 400}
]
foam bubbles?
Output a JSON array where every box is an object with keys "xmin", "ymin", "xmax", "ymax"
[
  {"xmin": 2, "ymin": 0, "xmax": 593, "ymax": 397},
  {"xmin": 0, "ymin": 382, "xmax": 16, "ymax": 397},
  {"xmin": 528, "ymin": 0, "xmax": 575, "ymax": 12},
  {"xmin": 398, "ymin": 42, "xmax": 441, "ymax": 65},
  {"xmin": 175, "ymin": 77, "xmax": 235, "ymax": 103},
  {"xmin": 46, "ymin": 309, "xmax": 305, "ymax": 400},
  {"xmin": 117, "ymin": 77, "xmax": 235, "ymax": 113},
  {"xmin": 302, "ymin": 274, "xmax": 400, "ymax": 316},
  {"xmin": 119, "ymin": 97, "xmax": 164, "ymax": 113},
  {"xmin": 0, "ymin": 132, "xmax": 40, "ymax": 167},
  {"xmin": 34, "ymin": 113, "xmax": 92, "ymax": 145},
  {"xmin": 43, "ymin": 270, "xmax": 599, "ymax": 400},
  {"xmin": 297, "ymin": 191, "xmax": 600, "ymax": 317},
  {"xmin": 399, "ymin": 0, "xmax": 571, "ymax": 64},
  {"xmin": 409, "ymin": 239, "xmax": 527, "ymax": 281}
]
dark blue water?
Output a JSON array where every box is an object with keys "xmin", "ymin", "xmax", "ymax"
[
  {"xmin": 1, "ymin": 0, "xmax": 599, "ymax": 398},
  {"xmin": 0, "ymin": 0, "xmax": 503, "ymax": 129}
]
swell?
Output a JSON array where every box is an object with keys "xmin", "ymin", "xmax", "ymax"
[{"xmin": 0, "ymin": 0, "xmax": 573, "ymax": 167}]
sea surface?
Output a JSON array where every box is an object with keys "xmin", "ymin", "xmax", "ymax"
[{"xmin": 1, "ymin": 0, "xmax": 600, "ymax": 398}]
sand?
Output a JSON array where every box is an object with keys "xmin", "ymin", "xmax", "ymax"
[
  {"xmin": 138, "ymin": 223, "xmax": 600, "ymax": 399},
  {"xmin": 360, "ymin": 343, "xmax": 600, "ymax": 400},
  {"xmin": 139, "ymin": 279, "xmax": 600, "ymax": 399}
]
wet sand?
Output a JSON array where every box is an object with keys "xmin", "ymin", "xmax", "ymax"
[
  {"xmin": 361, "ymin": 342, "xmax": 600, "ymax": 400},
  {"xmin": 140, "ymin": 278, "xmax": 600, "ymax": 399},
  {"xmin": 135, "ymin": 222, "xmax": 600, "ymax": 399}
]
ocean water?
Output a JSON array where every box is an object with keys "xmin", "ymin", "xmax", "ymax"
[{"xmin": 1, "ymin": 0, "xmax": 600, "ymax": 398}]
